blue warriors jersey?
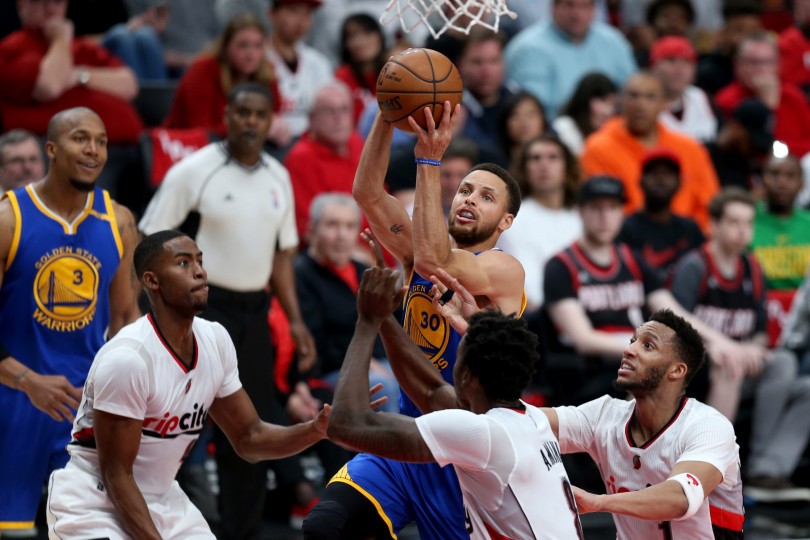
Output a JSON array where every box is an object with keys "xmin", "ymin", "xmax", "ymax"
[{"xmin": 0, "ymin": 186, "xmax": 123, "ymax": 387}]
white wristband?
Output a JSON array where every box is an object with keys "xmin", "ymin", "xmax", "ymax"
[{"xmin": 668, "ymin": 473, "xmax": 705, "ymax": 521}]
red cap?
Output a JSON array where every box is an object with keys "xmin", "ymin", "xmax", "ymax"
[
  {"xmin": 649, "ymin": 36, "xmax": 697, "ymax": 65},
  {"xmin": 642, "ymin": 148, "xmax": 681, "ymax": 171}
]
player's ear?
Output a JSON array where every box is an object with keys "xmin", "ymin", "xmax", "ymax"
[
  {"xmin": 142, "ymin": 270, "xmax": 159, "ymax": 291},
  {"xmin": 669, "ymin": 361, "xmax": 687, "ymax": 382},
  {"xmin": 498, "ymin": 213, "xmax": 514, "ymax": 233}
]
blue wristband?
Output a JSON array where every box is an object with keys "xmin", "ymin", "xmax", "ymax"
[{"xmin": 415, "ymin": 157, "xmax": 441, "ymax": 167}]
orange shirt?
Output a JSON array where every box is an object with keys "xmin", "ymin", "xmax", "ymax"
[{"xmin": 581, "ymin": 118, "xmax": 719, "ymax": 232}]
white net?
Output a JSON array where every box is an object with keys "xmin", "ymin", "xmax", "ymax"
[{"xmin": 381, "ymin": 0, "xmax": 516, "ymax": 40}]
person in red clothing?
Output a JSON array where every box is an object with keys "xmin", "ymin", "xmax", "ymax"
[
  {"xmin": 778, "ymin": 0, "xmax": 810, "ymax": 94},
  {"xmin": 335, "ymin": 13, "xmax": 387, "ymax": 127},
  {"xmin": 581, "ymin": 71, "xmax": 719, "ymax": 232},
  {"xmin": 164, "ymin": 13, "xmax": 283, "ymax": 141},
  {"xmin": 0, "ymin": 0, "xmax": 141, "ymax": 143},
  {"xmin": 284, "ymin": 81, "xmax": 364, "ymax": 240},
  {"xmin": 716, "ymin": 32, "xmax": 810, "ymax": 157}
]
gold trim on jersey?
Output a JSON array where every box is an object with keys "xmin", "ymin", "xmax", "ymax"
[
  {"xmin": 327, "ymin": 464, "xmax": 398, "ymax": 539},
  {"xmin": 103, "ymin": 190, "xmax": 124, "ymax": 258},
  {"xmin": 0, "ymin": 521, "xmax": 36, "ymax": 530},
  {"xmin": 26, "ymin": 185, "xmax": 94, "ymax": 235},
  {"xmin": 3, "ymin": 191, "xmax": 22, "ymax": 270}
]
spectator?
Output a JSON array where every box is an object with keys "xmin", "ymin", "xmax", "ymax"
[
  {"xmin": 552, "ymin": 72, "xmax": 618, "ymax": 156},
  {"xmin": 696, "ymin": 0, "xmax": 763, "ymax": 95},
  {"xmin": 752, "ymin": 153, "xmax": 810, "ymax": 291},
  {"xmin": 710, "ymin": 98, "xmax": 775, "ymax": 190},
  {"xmin": 669, "ymin": 188, "xmax": 810, "ymax": 502},
  {"xmin": 295, "ymin": 193, "xmax": 399, "ymax": 412},
  {"xmin": 504, "ymin": 0, "xmax": 636, "ymax": 119},
  {"xmin": 581, "ymin": 71, "xmax": 719, "ymax": 231},
  {"xmin": 0, "ymin": 0, "xmax": 142, "ymax": 143},
  {"xmin": 266, "ymin": 0, "xmax": 333, "ymax": 142},
  {"xmin": 334, "ymin": 13, "xmax": 386, "ymax": 127},
  {"xmin": 621, "ymin": 0, "xmax": 723, "ymax": 45},
  {"xmin": 284, "ymin": 81, "xmax": 363, "ymax": 240},
  {"xmin": 778, "ymin": 0, "xmax": 810, "ymax": 96},
  {"xmin": 617, "ymin": 148, "xmax": 704, "ymax": 283},
  {"xmin": 781, "ymin": 265, "xmax": 810, "ymax": 373},
  {"xmin": 498, "ymin": 134, "xmax": 582, "ymax": 310},
  {"xmin": 715, "ymin": 33, "xmax": 810, "ymax": 158},
  {"xmin": 632, "ymin": 0, "xmax": 696, "ymax": 67},
  {"xmin": 456, "ymin": 29, "xmax": 517, "ymax": 151},
  {"xmin": 650, "ymin": 36, "xmax": 717, "ymax": 143},
  {"xmin": 161, "ymin": 0, "xmax": 222, "ymax": 76},
  {"xmin": 0, "ymin": 129, "xmax": 45, "ymax": 191},
  {"xmin": 542, "ymin": 175, "xmax": 747, "ymax": 404},
  {"xmin": 497, "ymin": 91, "xmax": 547, "ymax": 168},
  {"xmin": 139, "ymin": 83, "xmax": 317, "ymax": 539},
  {"xmin": 164, "ymin": 13, "xmax": 282, "ymax": 139}
]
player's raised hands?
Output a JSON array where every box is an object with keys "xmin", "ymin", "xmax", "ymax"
[
  {"xmin": 360, "ymin": 228, "xmax": 386, "ymax": 268},
  {"xmin": 408, "ymin": 101, "xmax": 461, "ymax": 162},
  {"xmin": 357, "ymin": 267, "xmax": 406, "ymax": 323},
  {"xmin": 20, "ymin": 371, "xmax": 83, "ymax": 423},
  {"xmin": 430, "ymin": 268, "xmax": 477, "ymax": 336}
]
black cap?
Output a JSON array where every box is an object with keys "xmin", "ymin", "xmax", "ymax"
[
  {"xmin": 578, "ymin": 175, "xmax": 626, "ymax": 204},
  {"xmin": 732, "ymin": 98, "xmax": 774, "ymax": 154}
]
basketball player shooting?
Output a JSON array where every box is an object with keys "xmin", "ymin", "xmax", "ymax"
[{"xmin": 303, "ymin": 95, "xmax": 526, "ymax": 538}]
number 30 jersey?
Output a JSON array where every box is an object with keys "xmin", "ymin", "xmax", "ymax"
[{"xmin": 0, "ymin": 186, "xmax": 122, "ymax": 386}]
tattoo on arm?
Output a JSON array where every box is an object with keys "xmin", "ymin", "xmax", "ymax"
[{"xmin": 390, "ymin": 224, "xmax": 405, "ymax": 235}]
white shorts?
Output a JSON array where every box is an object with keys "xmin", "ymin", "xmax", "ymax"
[{"xmin": 47, "ymin": 461, "xmax": 214, "ymax": 539}]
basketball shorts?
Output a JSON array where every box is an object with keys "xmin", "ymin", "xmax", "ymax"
[
  {"xmin": 328, "ymin": 452, "xmax": 467, "ymax": 540},
  {"xmin": 0, "ymin": 386, "xmax": 71, "ymax": 530},
  {"xmin": 47, "ymin": 461, "xmax": 214, "ymax": 539}
]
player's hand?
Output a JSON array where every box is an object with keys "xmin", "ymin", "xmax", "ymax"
[
  {"xmin": 369, "ymin": 381, "xmax": 389, "ymax": 410},
  {"xmin": 360, "ymin": 228, "xmax": 386, "ymax": 268},
  {"xmin": 20, "ymin": 372, "xmax": 82, "ymax": 423},
  {"xmin": 429, "ymin": 268, "xmax": 476, "ymax": 336},
  {"xmin": 408, "ymin": 101, "xmax": 461, "ymax": 161},
  {"xmin": 290, "ymin": 321, "xmax": 317, "ymax": 372},
  {"xmin": 572, "ymin": 485, "xmax": 603, "ymax": 514},
  {"xmin": 357, "ymin": 267, "xmax": 406, "ymax": 323},
  {"xmin": 312, "ymin": 403, "xmax": 331, "ymax": 438}
]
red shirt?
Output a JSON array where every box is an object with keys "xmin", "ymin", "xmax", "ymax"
[
  {"xmin": 778, "ymin": 26, "xmax": 810, "ymax": 89},
  {"xmin": 164, "ymin": 55, "xmax": 281, "ymax": 137},
  {"xmin": 715, "ymin": 80, "xmax": 810, "ymax": 157},
  {"xmin": 335, "ymin": 64, "xmax": 376, "ymax": 127},
  {"xmin": 283, "ymin": 131, "xmax": 364, "ymax": 239},
  {"xmin": 0, "ymin": 28, "xmax": 142, "ymax": 143}
]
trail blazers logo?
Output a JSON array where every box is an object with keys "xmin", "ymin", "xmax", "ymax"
[{"xmin": 33, "ymin": 247, "xmax": 101, "ymax": 332}]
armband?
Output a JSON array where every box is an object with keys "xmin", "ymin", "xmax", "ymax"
[
  {"xmin": 415, "ymin": 157, "xmax": 441, "ymax": 167},
  {"xmin": 668, "ymin": 473, "xmax": 704, "ymax": 520}
]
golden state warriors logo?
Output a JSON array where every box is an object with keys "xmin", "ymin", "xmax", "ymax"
[
  {"xmin": 404, "ymin": 285, "xmax": 450, "ymax": 370},
  {"xmin": 33, "ymin": 247, "xmax": 101, "ymax": 332}
]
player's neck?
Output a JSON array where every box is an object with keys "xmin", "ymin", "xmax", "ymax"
[
  {"xmin": 631, "ymin": 392, "xmax": 686, "ymax": 445},
  {"xmin": 33, "ymin": 176, "xmax": 91, "ymax": 221},
  {"xmin": 150, "ymin": 307, "xmax": 196, "ymax": 367}
]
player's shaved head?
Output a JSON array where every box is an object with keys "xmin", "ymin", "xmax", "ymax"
[
  {"xmin": 46, "ymin": 107, "xmax": 104, "ymax": 142},
  {"xmin": 134, "ymin": 230, "xmax": 192, "ymax": 281}
]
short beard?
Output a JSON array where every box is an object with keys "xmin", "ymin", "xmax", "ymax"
[
  {"xmin": 448, "ymin": 220, "xmax": 499, "ymax": 247},
  {"xmin": 613, "ymin": 363, "xmax": 667, "ymax": 397},
  {"xmin": 69, "ymin": 178, "xmax": 95, "ymax": 193}
]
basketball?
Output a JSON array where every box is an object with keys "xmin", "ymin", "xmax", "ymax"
[{"xmin": 376, "ymin": 48, "xmax": 463, "ymax": 133}]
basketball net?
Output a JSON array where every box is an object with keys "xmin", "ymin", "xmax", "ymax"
[{"xmin": 381, "ymin": 0, "xmax": 516, "ymax": 40}]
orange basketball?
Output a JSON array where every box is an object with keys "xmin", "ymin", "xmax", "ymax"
[{"xmin": 376, "ymin": 48, "xmax": 463, "ymax": 133}]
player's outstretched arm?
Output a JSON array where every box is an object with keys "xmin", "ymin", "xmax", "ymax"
[
  {"xmin": 328, "ymin": 267, "xmax": 435, "ymax": 462},
  {"xmin": 209, "ymin": 388, "xmax": 329, "ymax": 463},
  {"xmin": 352, "ymin": 112, "xmax": 415, "ymax": 269},
  {"xmin": 108, "ymin": 202, "xmax": 142, "ymax": 338},
  {"xmin": 95, "ymin": 410, "xmax": 162, "ymax": 540},
  {"xmin": 573, "ymin": 461, "xmax": 722, "ymax": 522}
]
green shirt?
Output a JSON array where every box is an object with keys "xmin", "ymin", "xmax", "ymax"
[{"xmin": 751, "ymin": 202, "xmax": 810, "ymax": 290}]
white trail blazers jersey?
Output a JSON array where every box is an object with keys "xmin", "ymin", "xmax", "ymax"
[
  {"xmin": 556, "ymin": 396, "xmax": 744, "ymax": 539},
  {"xmin": 67, "ymin": 314, "xmax": 242, "ymax": 495},
  {"xmin": 416, "ymin": 402, "xmax": 585, "ymax": 539}
]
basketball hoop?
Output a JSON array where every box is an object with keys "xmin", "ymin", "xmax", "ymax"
[{"xmin": 381, "ymin": 0, "xmax": 517, "ymax": 40}]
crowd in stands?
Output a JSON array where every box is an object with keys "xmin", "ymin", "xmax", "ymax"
[{"xmin": 3, "ymin": 0, "xmax": 810, "ymax": 535}]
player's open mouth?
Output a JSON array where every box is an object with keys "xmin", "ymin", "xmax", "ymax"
[
  {"xmin": 456, "ymin": 209, "xmax": 475, "ymax": 223},
  {"xmin": 618, "ymin": 360, "xmax": 634, "ymax": 375},
  {"xmin": 78, "ymin": 161, "xmax": 99, "ymax": 171}
]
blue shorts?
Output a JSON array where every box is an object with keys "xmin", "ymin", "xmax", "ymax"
[
  {"xmin": 0, "ymin": 386, "xmax": 71, "ymax": 530},
  {"xmin": 329, "ymin": 453, "xmax": 467, "ymax": 540}
]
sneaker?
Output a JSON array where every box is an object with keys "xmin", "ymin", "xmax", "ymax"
[{"xmin": 745, "ymin": 476, "xmax": 810, "ymax": 502}]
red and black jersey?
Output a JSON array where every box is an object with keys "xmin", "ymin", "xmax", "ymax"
[
  {"xmin": 670, "ymin": 244, "xmax": 767, "ymax": 340},
  {"xmin": 543, "ymin": 242, "xmax": 663, "ymax": 352}
]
